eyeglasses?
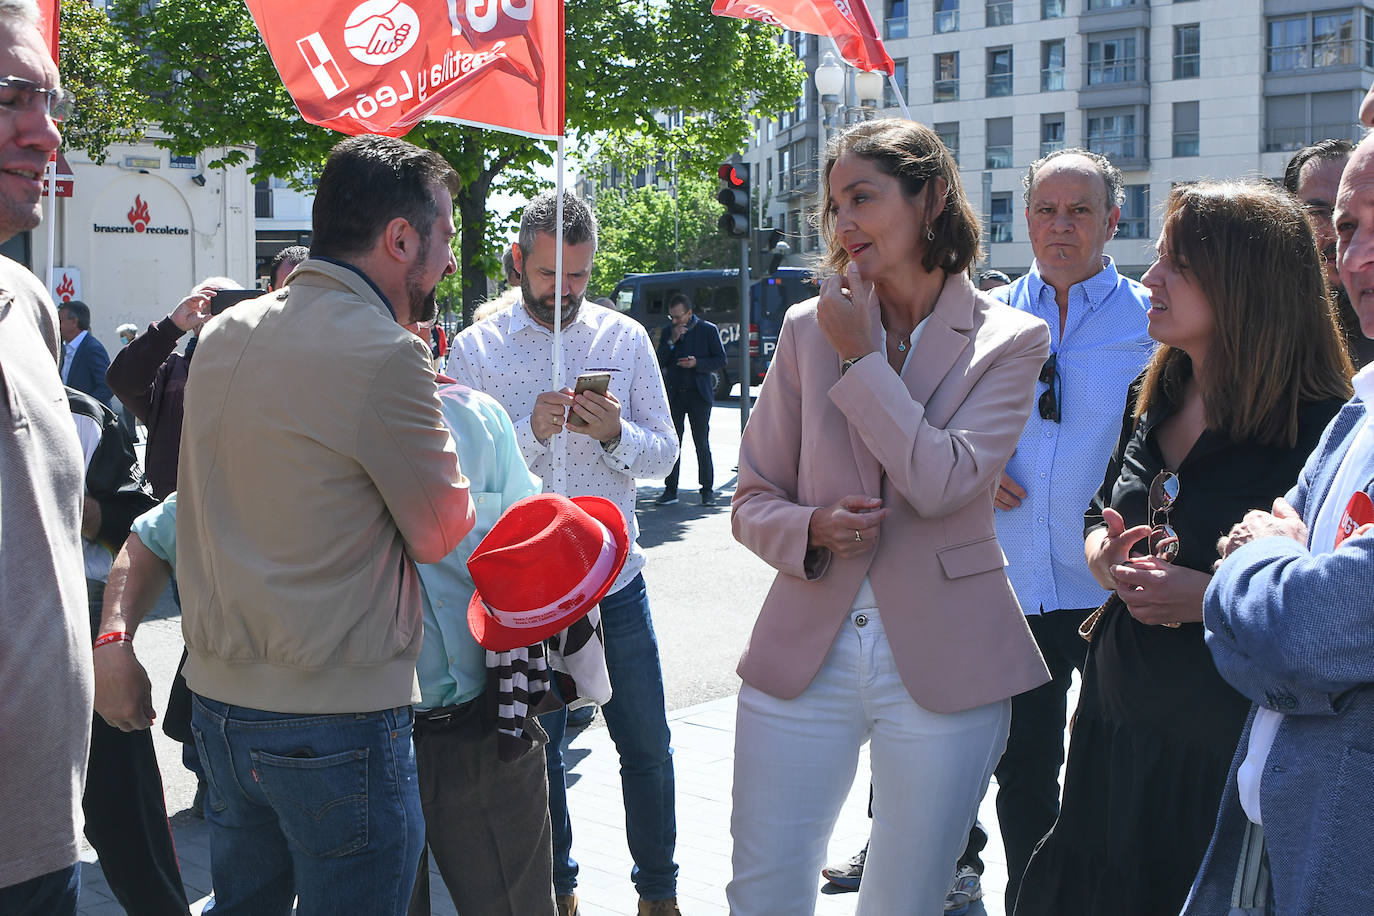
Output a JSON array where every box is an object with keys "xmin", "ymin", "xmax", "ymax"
[
  {"xmin": 0, "ymin": 76, "xmax": 72, "ymax": 124},
  {"xmin": 1038, "ymin": 353, "xmax": 1060, "ymax": 422},
  {"xmin": 1147, "ymin": 470, "xmax": 1180, "ymax": 563}
]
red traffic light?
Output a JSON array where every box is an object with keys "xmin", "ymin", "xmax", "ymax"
[{"xmin": 718, "ymin": 163, "xmax": 747, "ymax": 187}]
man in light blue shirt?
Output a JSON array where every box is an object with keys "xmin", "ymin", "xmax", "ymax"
[{"xmin": 984, "ymin": 148, "xmax": 1154, "ymax": 911}]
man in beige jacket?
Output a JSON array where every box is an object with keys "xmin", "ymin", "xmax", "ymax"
[{"xmin": 171, "ymin": 135, "xmax": 474, "ymax": 915}]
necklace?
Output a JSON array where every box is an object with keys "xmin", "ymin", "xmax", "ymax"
[{"xmin": 896, "ymin": 338, "xmax": 910, "ymax": 352}]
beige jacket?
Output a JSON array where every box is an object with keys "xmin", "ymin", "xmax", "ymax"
[
  {"xmin": 732, "ymin": 272, "xmax": 1052, "ymax": 713},
  {"xmin": 177, "ymin": 259, "xmax": 473, "ymax": 714}
]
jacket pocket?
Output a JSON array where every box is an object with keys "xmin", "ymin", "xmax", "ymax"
[{"xmin": 936, "ymin": 536, "xmax": 1008, "ymax": 580}]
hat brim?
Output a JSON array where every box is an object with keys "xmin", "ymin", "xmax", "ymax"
[{"xmin": 467, "ymin": 495, "xmax": 631, "ymax": 652}]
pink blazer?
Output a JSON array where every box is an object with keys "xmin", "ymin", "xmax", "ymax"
[{"xmin": 732, "ymin": 272, "xmax": 1052, "ymax": 713}]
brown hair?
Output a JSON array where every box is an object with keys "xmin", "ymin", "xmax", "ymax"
[
  {"xmin": 1135, "ymin": 180, "xmax": 1353, "ymax": 446},
  {"xmin": 817, "ymin": 118, "xmax": 981, "ymax": 277}
]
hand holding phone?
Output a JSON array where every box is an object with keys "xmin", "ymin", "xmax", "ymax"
[{"xmin": 567, "ymin": 372, "xmax": 611, "ymax": 428}]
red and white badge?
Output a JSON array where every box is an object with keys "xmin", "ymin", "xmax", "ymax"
[{"xmin": 1334, "ymin": 490, "xmax": 1374, "ymax": 548}]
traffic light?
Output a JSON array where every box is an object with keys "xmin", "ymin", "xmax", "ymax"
[{"xmin": 717, "ymin": 162, "xmax": 751, "ymax": 238}]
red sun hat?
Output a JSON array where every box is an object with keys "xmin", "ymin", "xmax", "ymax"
[{"xmin": 467, "ymin": 493, "xmax": 630, "ymax": 652}]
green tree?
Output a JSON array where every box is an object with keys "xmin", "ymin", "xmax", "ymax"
[
  {"xmin": 590, "ymin": 174, "xmax": 738, "ymax": 295},
  {"xmin": 57, "ymin": 0, "xmax": 147, "ymax": 162},
  {"xmin": 109, "ymin": 0, "xmax": 803, "ymax": 320}
]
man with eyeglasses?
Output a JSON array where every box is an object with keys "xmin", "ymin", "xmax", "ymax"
[
  {"xmin": 982, "ymin": 148, "xmax": 1154, "ymax": 911},
  {"xmin": 1283, "ymin": 140, "xmax": 1374, "ymax": 369},
  {"xmin": 0, "ymin": 1, "xmax": 94, "ymax": 913}
]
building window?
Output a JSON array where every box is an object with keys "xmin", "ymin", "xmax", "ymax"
[
  {"xmin": 989, "ymin": 193, "xmax": 1014, "ymax": 243},
  {"xmin": 936, "ymin": 121, "xmax": 960, "ymax": 166},
  {"xmin": 1268, "ymin": 11, "xmax": 1357, "ymax": 72},
  {"xmin": 1087, "ymin": 35, "xmax": 1139, "ymax": 85},
  {"xmin": 934, "ymin": 0, "xmax": 959, "ymax": 33},
  {"xmin": 1117, "ymin": 184, "xmax": 1149, "ymax": 239},
  {"xmin": 1172, "ymin": 101, "xmax": 1199, "ymax": 157},
  {"xmin": 1265, "ymin": 91, "xmax": 1364, "ymax": 152},
  {"xmin": 1085, "ymin": 109, "xmax": 1143, "ymax": 164},
  {"xmin": 986, "ymin": 0, "xmax": 1012, "ymax": 27},
  {"xmin": 986, "ymin": 117, "xmax": 1013, "ymax": 169},
  {"xmin": 1042, "ymin": 0, "xmax": 1065, "ymax": 17},
  {"xmin": 886, "ymin": 0, "xmax": 908, "ymax": 40},
  {"xmin": 1040, "ymin": 113, "xmax": 1065, "ymax": 157},
  {"xmin": 987, "ymin": 47, "xmax": 1013, "ymax": 97},
  {"xmin": 1174, "ymin": 24, "xmax": 1200, "ymax": 79},
  {"xmin": 1086, "ymin": 0, "xmax": 1138, "ymax": 9},
  {"xmin": 935, "ymin": 52, "xmax": 959, "ymax": 102},
  {"xmin": 1041, "ymin": 40, "xmax": 1065, "ymax": 92},
  {"xmin": 886, "ymin": 59, "xmax": 908, "ymax": 109}
]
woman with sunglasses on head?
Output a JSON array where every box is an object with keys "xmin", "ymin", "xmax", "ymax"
[
  {"xmin": 1015, "ymin": 181, "xmax": 1353, "ymax": 916},
  {"xmin": 727, "ymin": 118, "xmax": 1052, "ymax": 915}
]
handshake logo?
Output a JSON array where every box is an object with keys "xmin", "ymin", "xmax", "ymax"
[{"xmin": 343, "ymin": 0, "xmax": 421, "ymax": 65}]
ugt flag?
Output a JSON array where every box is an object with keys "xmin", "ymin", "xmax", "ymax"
[
  {"xmin": 711, "ymin": 0, "xmax": 893, "ymax": 75},
  {"xmin": 244, "ymin": 0, "xmax": 564, "ymax": 139}
]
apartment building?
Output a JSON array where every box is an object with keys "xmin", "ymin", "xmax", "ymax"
[{"xmin": 745, "ymin": 0, "xmax": 1374, "ymax": 278}]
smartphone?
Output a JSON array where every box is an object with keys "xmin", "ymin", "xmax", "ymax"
[
  {"xmin": 568, "ymin": 372, "xmax": 611, "ymax": 427},
  {"xmin": 209, "ymin": 288, "xmax": 261, "ymax": 315}
]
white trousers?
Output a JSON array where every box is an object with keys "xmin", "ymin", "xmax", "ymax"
[{"xmin": 727, "ymin": 607, "xmax": 1010, "ymax": 916}]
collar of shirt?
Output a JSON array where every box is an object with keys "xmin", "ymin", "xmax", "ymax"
[
  {"xmin": 67, "ymin": 329, "xmax": 87, "ymax": 353},
  {"xmin": 1026, "ymin": 255, "xmax": 1121, "ymax": 315},
  {"xmin": 1354, "ymin": 362, "xmax": 1374, "ymax": 404},
  {"xmin": 506, "ymin": 299, "xmax": 595, "ymax": 338},
  {"xmin": 313, "ymin": 256, "xmax": 396, "ymax": 321}
]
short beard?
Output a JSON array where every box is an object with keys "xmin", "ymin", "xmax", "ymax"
[
  {"xmin": 404, "ymin": 236, "xmax": 441, "ymax": 326},
  {"xmin": 521, "ymin": 273, "xmax": 581, "ymax": 328}
]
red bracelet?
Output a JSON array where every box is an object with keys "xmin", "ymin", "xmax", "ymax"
[{"xmin": 93, "ymin": 631, "xmax": 133, "ymax": 649}]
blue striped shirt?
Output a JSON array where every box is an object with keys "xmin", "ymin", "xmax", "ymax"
[{"xmin": 991, "ymin": 257, "xmax": 1154, "ymax": 614}]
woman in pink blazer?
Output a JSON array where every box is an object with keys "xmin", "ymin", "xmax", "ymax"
[{"xmin": 726, "ymin": 119, "xmax": 1052, "ymax": 915}]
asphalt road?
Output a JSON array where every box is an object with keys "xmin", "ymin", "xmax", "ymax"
[{"xmin": 114, "ymin": 392, "xmax": 775, "ymax": 823}]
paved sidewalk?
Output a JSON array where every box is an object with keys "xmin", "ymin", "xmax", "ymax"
[{"xmin": 76, "ymin": 694, "xmax": 1011, "ymax": 916}]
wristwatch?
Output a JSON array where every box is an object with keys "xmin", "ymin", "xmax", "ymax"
[
  {"xmin": 840, "ymin": 354, "xmax": 869, "ymax": 376},
  {"xmin": 601, "ymin": 434, "xmax": 622, "ymax": 453}
]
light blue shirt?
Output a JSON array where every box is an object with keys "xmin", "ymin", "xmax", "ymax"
[
  {"xmin": 991, "ymin": 257, "xmax": 1154, "ymax": 614},
  {"xmin": 414, "ymin": 381, "xmax": 542, "ymax": 710},
  {"xmin": 132, "ymin": 493, "xmax": 179, "ymax": 574}
]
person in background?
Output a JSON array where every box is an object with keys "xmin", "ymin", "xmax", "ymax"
[
  {"xmin": 1283, "ymin": 140, "xmax": 1374, "ymax": 368},
  {"xmin": 656, "ymin": 292, "xmax": 726, "ymax": 507},
  {"xmin": 1015, "ymin": 180, "xmax": 1353, "ymax": 916},
  {"xmin": 727, "ymin": 117, "xmax": 1050, "ymax": 916},
  {"xmin": 114, "ymin": 322, "xmax": 141, "ymax": 443},
  {"xmin": 59, "ymin": 299, "xmax": 113, "ymax": 406},
  {"xmin": 267, "ymin": 244, "xmax": 309, "ymax": 290}
]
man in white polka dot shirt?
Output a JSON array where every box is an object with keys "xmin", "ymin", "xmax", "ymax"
[{"xmin": 447, "ymin": 190, "xmax": 684, "ymax": 916}]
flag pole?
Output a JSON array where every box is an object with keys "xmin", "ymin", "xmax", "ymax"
[
  {"xmin": 44, "ymin": 156, "xmax": 56, "ymax": 293},
  {"xmin": 887, "ymin": 72, "xmax": 910, "ymax": 119},
  {"xmin": 552, "ymin": 134, "xmax": 567, "ymax": 496}
]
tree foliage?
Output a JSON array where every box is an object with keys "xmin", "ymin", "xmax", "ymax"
[
  {"xmin": 107, "ymin": 0, "xmax": 803, "ymax": 318},
  {"xmin": 590, "ymin": 175, "xmax": 739, "ymax": 295},
  {"xmin": 57, "ymin": 0, "xmax": 146, "ymax": 162}
]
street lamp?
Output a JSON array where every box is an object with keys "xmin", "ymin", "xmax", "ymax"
[
  {"xmin": 854, "ymin": 69, "xmax": 884, "ymax": 116},
  {"xmin": 814, "ymin": 50, "xmax": 844, "ymax": 164}
]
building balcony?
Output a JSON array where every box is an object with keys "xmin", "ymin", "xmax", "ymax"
[
  {"xmin": 1268, "ymin": 39, "xmax": 1369, "ymax": 73},
  {"xmin": 1041, "ymin": 67, "xmax": 1065, "ymax": 92},
  {"xmin": 1172, "ymin": 131, "xmax": 1199, "ymax": 157},
  {"xmin": 1085, "ymin": 56, "xmax": 1147, "ymax": 87},
  {"xmin": 1086, "ymin": 133, "xmax": 1147, "ymax": 169},
  {"xmin": 934, "ymin": 9, "xmax": 959, "ymax": 33},
  {"xmin": 986, "ymin": 1, "xmax": 1012, "ymax": 27},
  {"xmin": 985, "ymin": 144, "xmax": 1014, "ymax": 169},
  {"xmin": 934, "ymin": 79, "xmax": 959, "ymax": 102},
  {"xmin": 986, "ymin": 73, "xmax": 1013, "ymax": 97},
  {"xmin": 1116, "ymin": 216, "xmax": 1149, "ymax": 239},
  {"xmin": 1040, "ymin": 139, "xmax": 1066, "ymax": 157},
  {"xmin": 988, "ymin": 223, "xmax": 1013, "ymax": 243},
  {"xmin": 885, "ymin": 16, "xmax": 907, "ymax": 39},
  {"xmin": 1264, "ymin": 121, "xmax": 1364, "ymax": 153}
]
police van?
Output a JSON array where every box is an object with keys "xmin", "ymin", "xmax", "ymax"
[{"xmin": 610, "ymin": 267, "xmax": 815, "ymax": 400}]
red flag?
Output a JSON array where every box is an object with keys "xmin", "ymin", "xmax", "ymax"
[
  {"xmin": 35, "ymin": 0, "xmax": 58, "ymax": 62},
  {"xmin": 711, "ymin": 0, "xmax": 893, "ymax": 76},
  {"xmin": 243, "ymin": 0, "xmax": 563, "ymax": 139}
]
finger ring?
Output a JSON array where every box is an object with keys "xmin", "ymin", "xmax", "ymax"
[{"xmin": 854, "ymin": 530, "xmax": 862, "ymax": 542}]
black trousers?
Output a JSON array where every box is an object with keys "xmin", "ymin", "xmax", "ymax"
[
  {"xmin": 991, "ymin": 605, "xmax": 1093, "ymax": 912},
  {"xmin": 83, "ymin": 579, "xmax": 191, "ymax": 916},
  {"xmin": 664, "ymin": 388, "xmax": 713, "ymax": 496}
]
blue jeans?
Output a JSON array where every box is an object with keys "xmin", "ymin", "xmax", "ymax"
[
  {"xmin": 0, "ymin": 864, "xmax": 79, "ymax": 916},
  {"xmin": 191, "ymin": 695, "xmax": 425, "ymax": 916},
  {"xmin": 540, "ymin": 574, "xmax": 678, "ymax": 900}
]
